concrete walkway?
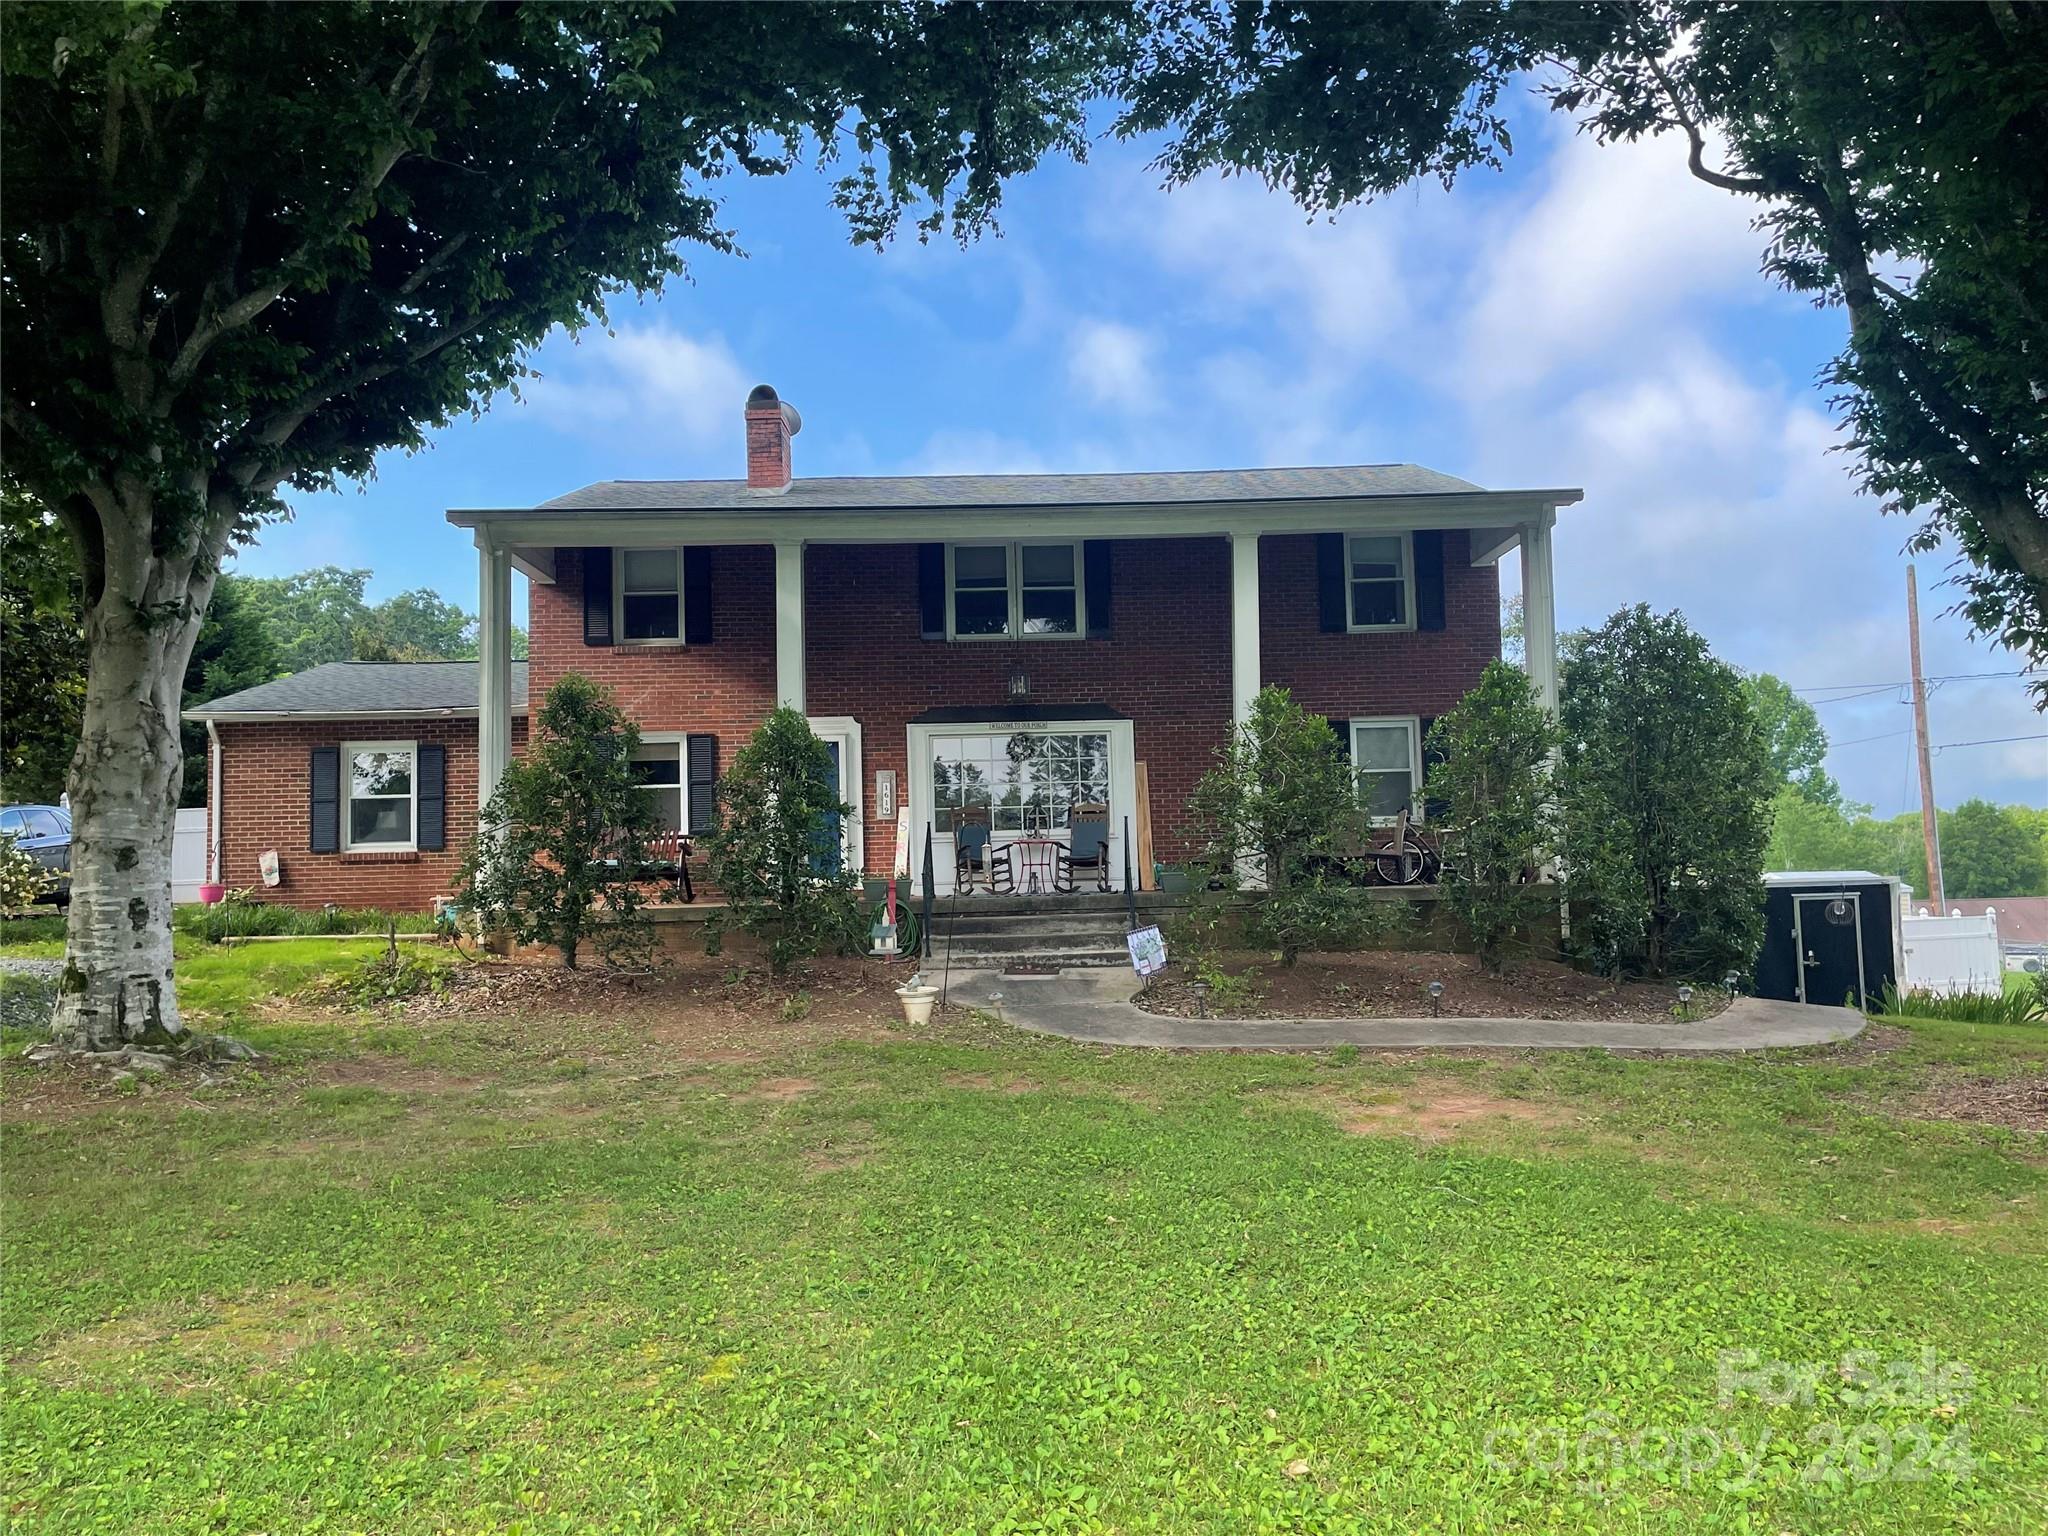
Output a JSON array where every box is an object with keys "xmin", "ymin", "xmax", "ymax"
[{"xmin": 944, "ymin": 967, "xmax": 1865, "ymax": 1052}]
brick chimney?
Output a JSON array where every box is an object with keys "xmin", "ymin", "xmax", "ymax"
[{"xmin": 744, "ymin": 384, "xmax": 801, "ymax": 492}]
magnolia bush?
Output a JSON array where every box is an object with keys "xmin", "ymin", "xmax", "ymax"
[
  {"xmin": 1427, "ymin": 661, "xmax": 1558, "ymax": 976},
  {"xmin": 703, "ymin": 707, "xmax": 862, "ymax": 976}
]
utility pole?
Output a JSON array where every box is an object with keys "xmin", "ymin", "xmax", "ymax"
[{"xmin": 1907, "ymin": 565, "xmax": 1945, "ymax": 910}]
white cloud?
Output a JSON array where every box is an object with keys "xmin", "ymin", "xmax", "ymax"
[
  {"xmin": 1453, "ymin": 125, "xmax": 1773, "ymax": 396},
  {"xmin": 907, "ymin": 429, "xmax": 1054, "ymax": 477},
  {"xmin": 1067, "ymin": 320, "xmax": 1158, "ymax": 409},
  {"xmin": 525, "ymin": 324, "xmax": 750, "ymax": 448}
]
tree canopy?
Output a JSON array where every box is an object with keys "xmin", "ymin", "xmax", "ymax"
[
  {"xmin": 5, "ymin": 0, "xmax": 1124, "ymax": 1046},
  {"xmin": 1741, "ymin": 673, "xmax": 1841, "ymax": 809},
  {"xmin": 1120, "ymin": 0, "xmax": 2048, "ymax": 691}
]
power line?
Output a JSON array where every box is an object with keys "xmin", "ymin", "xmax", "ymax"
[
  {"xmin": 1792, "ymin": 668, "xmax": 2040, "ymax": 696},
  {"xmin": 1931, "ymin": 733, "xmax": 2048, "ymax": 755},
  {"xmin": 1831, "ymin": 729, "xmax": 1911, "ymax": 748}
]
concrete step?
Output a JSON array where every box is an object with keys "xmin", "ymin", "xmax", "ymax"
[
  {"xmin": 936, "ymin": 944, "xmax": 1131, "ymax": 970},
  {"xmin": 941, "ymin": 931, "xmax": 1130, "ymax": 959},
  {"xmin": 938, "ymin": 912, "xmax": 1134, "ymax": 939}
]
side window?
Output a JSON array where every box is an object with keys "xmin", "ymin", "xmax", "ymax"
[
  {"xmin": 0, "ymin": 809, "xmax": 22, "ymax": 837},
  {"xmin": 344, "ymin": 742, "xmax": 417, "ymax": 849},
  {"xmin": 1351, "ymin": 720, "xmax": 1421, "ymax": 823},
  {"xmin": 630, "ymin": 740, "xmax": 684, "ymax": 830},
  {"xmin": 24, "ymin": 809, "xmax": 62, "ymax": 839}
]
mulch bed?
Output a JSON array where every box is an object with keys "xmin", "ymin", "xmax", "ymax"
[
  {"xmin": 1911, "ymin": 1073, "xmax": 2048, "ymax": 1134},
  {"xmin": 1135, "ymin": 950, "xmax": 1727, "ymax": 1024}
]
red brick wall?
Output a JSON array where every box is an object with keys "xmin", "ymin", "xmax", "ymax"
[
  {"xmin": 529, "ymin": 546, "xmax": 779, "ymax": 736},
  {"xmin": 210, "ymin": 530, "xmax": 1501, "ymax": 899},
  {"xmin": 211, "ymin": 716, "xmax": 526, "ymax": 910},
  {"xmin": 806, "ymin": 538, "xmax": 1235, "ymax": 867},
  {"xmin": 1259, "ymin": 531, "xmax": 1501, "ymax": 719}
]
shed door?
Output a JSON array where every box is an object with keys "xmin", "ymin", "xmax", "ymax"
[{"xmin": 1794, "ymin": 893, "xmax": 1867, "ymax": 1008}]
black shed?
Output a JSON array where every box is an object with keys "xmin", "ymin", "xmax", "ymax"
[{"xmin": 1755, "ymin": 871, "xmax": 1902, "ymax": 1009}]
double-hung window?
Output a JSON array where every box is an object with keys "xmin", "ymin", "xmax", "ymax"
[
  {"xmin": 630, "ymin": 737, "xmax": 685, "ymax": 831},
  {"xmin": 947, "ymin": 542, "xmax": 1083, "ymax": 640},
  {"xmin": 617, "ymin": 548, "xmax": 683, "ymax": 643},
  {"xmin": 1347, "ymin": 533, "xmax": 1415, "ymax": 631},
  {"xmin": 1350, "ymin": 719, "xmax": 1421, "ymax": 824},
  {"xmin": 344, "ymin": 741, "xmax": 416, "ymax": 849}
]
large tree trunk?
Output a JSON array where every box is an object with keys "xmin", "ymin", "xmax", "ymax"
[{"xmin": 51, "ymin": 490, "xmax": 216, "ymax": 1051}]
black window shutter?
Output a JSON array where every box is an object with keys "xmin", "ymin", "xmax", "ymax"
[
  {"xmin": 1419, "ymin": 716, "xmax": 1448, "ymax": 821},
  {"xmin": 917, "ymin": 543, "xmax": 946, "ymax": 639},
  {"xmin": 309, "ymin": 746, "xmax": 340, "ymax": 853},
  {"xmin": 582, "ymin": 547, "xmax": 614, "ymax": 646},
  {"xmin": 1326, "ymin": 717, "xmax": 1351, "ymax": 763},
  {"xmin": 683, "ymin": 548, "xmax": 714, "ymax": 645},
  {"xmin": 416, "ymin": 744, "xmax": 447, "ymax": 851},
  {"xmin": 686, "ymin": 734, "xmax": 719, "ymax": 835},
  {"xmin": 1414, "ymin": 531, "xmax": 1446, "ymax": 632},
  {"xmin": 1317, "ymin": 533, "xmax": 1347, "ymax": 632},
  {"xmin": 1083, "ymin": 540, "xmax": 1113, "ymax": 638}
]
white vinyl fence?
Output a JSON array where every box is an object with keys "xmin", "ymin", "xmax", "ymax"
[
  {"xmin": 1899, "ymin": 912, "xmax": 2004, "ymax": 997},
  {"xmin": 171, "ymin": 807, "xmax": 208, "ymax": 904}
]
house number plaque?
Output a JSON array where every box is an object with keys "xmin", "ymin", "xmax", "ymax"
[{"xmin": 874, "ymin": 770, "xmax": 897, "ymax": 821}]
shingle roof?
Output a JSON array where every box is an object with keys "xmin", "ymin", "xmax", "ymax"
[
  {"xmin": 538, "ymin": 463, "xmax": 1488, "ymax": 513},
  {"xmin": 184, "ymin": 661, "xmax": 528, "ymax": 719}
]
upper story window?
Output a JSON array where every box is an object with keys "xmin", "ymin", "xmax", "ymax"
[
  {"xmin": 617, "ymin": 548, "xmax": 683, "ymax": 644},
  {"xmin": 344, "ymin": 741, "xmax": 416, "ymax": 850},
  {"xmin": 1347, "ymin": 533, "xmax": 1415, "ymax": 631},
  {"xmin": 1351, "ymin": 718, "xmax": 1421, "ymax": 824},
  {"xmin": 947, "ymin": 541, "xmax": 1084, "ymax": 640}
]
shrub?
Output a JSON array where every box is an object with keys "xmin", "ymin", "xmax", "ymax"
[
  {"xmin": 176, "ymin": 898, "xmax": 437, "ymax": 945},
  {"xmin": 460, "ymin": 674, "xmax": 657, "ymax": 969},
  {"xmin": 1184, "ymin": 686, "xmax": 1381, "ymax": 966},
  {"xmin": 703, "ymin": 707, "xmax": 862, "ymax": 976},
  {"xmin": 1427, "ymin": 660, "xmax": 1558, "ymax": 976},
  {"xmin": 0, "ymin": 836, "xmax": 49, "ymax": 912},
  {"xmin": 1557, "ymin": 606, "xmax": 1773, "ymax": 980}
]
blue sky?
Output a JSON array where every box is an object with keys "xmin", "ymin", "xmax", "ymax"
[{"xmin": 252, "ymin": 105, "xmax": 2045, "ymax": 813}]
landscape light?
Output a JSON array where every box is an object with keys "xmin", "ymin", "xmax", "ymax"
[
  {"xmin": 1427, "ymin": 979, "xmax": 1444, "ymax": 1017},
  {"xmin": 1678, "ymin": 985, "xmax": 1694, "ymax": 1006},
  {"xmin": 1192, "ymin": 980, "xmax": 1211, "ymax": 1018}
]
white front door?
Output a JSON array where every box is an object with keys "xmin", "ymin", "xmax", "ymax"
[{"xmin": 908, "ymin": 720, "xmax": 1135, "ymax": 895}]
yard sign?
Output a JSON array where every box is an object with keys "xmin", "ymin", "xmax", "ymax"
[{"xmin": 1126, "ymin": 925, "xmax": 1167, "ymax": 978}]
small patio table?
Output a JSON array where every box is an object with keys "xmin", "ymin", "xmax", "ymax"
[{"xmin": 1006, "ymin": 837, "xmax": 1061, "ymax": 895}]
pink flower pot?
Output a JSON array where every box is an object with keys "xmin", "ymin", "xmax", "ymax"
[{"xmin": 197, "ymin": 883, "xmax": 226, "ymax": 906}]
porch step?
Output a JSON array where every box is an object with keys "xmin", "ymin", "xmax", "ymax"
[
  {"xmin": 923, "ymin": 902, "xmax": 1141, "ymax": 969},
  {"xmin": 937, "ymin": 943, "xmax": 1133, "ymax": 971}
]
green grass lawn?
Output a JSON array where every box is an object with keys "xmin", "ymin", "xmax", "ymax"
[{"xmin": 3, "ymin": 942, "xmax": 2046, "ymax": 1533}]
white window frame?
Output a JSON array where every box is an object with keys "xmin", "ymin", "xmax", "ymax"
[
  {"xmin": 613, "ymin": 547, "xmax": 686, "ymax": 648},
  {"xmin": 1350, "ymin": 717, "xmax": 1423, "ymax": 826},
  {"xmin": 1345, "ymin": 530, "xmax": 1417, "ymax": 634},
  {"xmin": 341, "ymin": 739, "xmax": 419, "ymax": 852},
  {"xmin": 629, "ymin": 732, "xmax": 687, "ymax": 834},
  {"xmin": 944, "ymin": 540, "xmax": 1086, "ymax": 642}
]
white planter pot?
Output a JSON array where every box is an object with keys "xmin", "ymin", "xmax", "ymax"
[{"xmin": 896, "ymin": 983, "xmax": 940, "ymax": 1027}]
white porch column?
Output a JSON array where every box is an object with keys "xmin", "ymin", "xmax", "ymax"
[
  {"xmin": 1229, "ymin": 531, "xmax": 1261, "ymax": 728},
  {"xmin": 774, "ymin": 540, "xmax": 806, "ymax": 713},
  {"xmin": 1521, "ymin": 512, "xmax": 1559, "ymax": 714},
  {"xmin": 477, "ymin": 538, "xmax": 513, "ymax": 810}
]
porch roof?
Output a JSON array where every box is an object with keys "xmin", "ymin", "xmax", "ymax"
[
  {"xmin": 528, "ymin": 463, "xmax": 1489, "ymax": 512},
  {"xmin": 909, "ymin": 705, "xmax": 1132, "ymax": 725}
]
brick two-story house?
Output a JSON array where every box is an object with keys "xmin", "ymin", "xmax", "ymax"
[{"xmin": 189, "ymin": 386, "xmax": 1578, "ymax": 909}]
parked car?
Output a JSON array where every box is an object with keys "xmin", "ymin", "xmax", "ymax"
[{"xmin": 0, "ymin": 803, "xmax": 71, "ymax": 903}]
